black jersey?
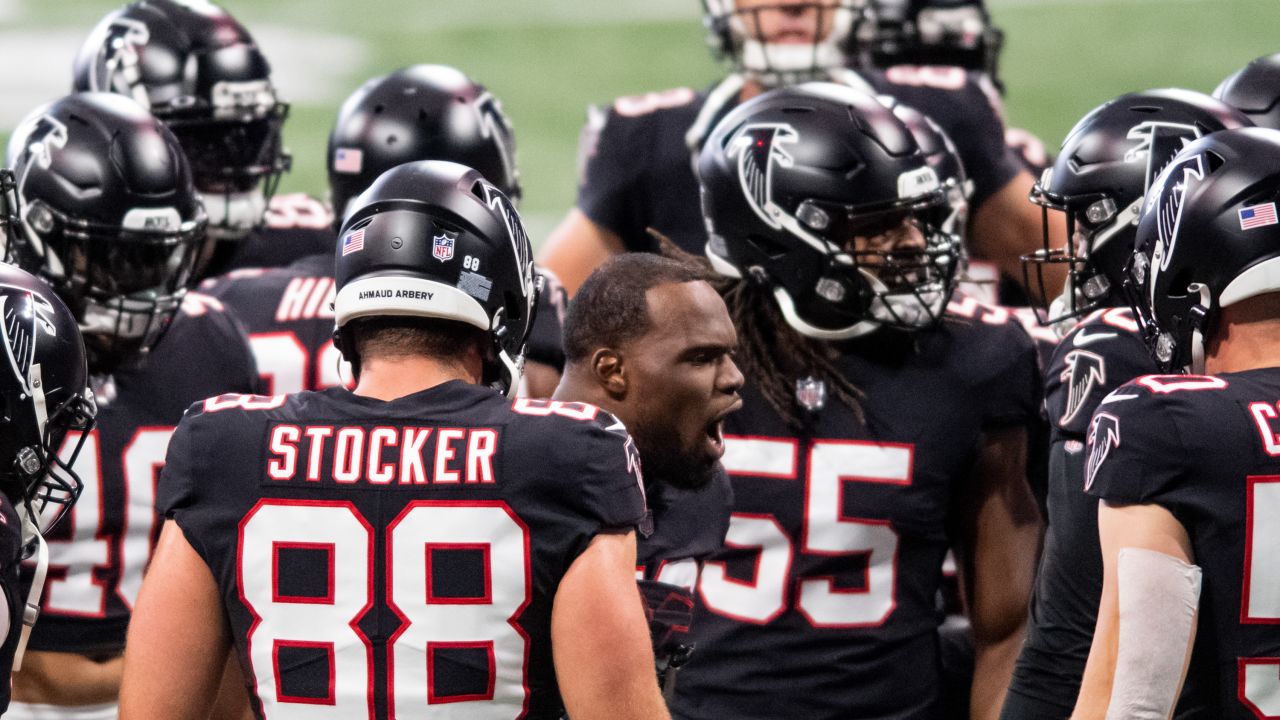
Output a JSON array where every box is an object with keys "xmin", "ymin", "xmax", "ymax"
[
  {"xmin": 636, "ymin": 471, "xmax": 733, "ymax": 666},
  {"xmin": 212, "ymin": 193, "xmax": 336, "ymax": 275},
  {"xmin": 156, "ymin": 385, "xmax": 647, "ymax": 719},
  {"xmin": 1086, "ymin": 369, "xmax": 1280, "ymax": 718},
  {"xmin": 577, "ymin": 68, "xmax": 1021, "ymax": 255},
  {"xmin": 1003, "ymin": 308, "xmax": 1156, "ymax": 718},
  {"xmin": 202, "ymin": 253, "xmax": 348, "ymax": 394},
  {"xmin": 0, "ymin": 495, "xmax": 23, "ymax": 713},
  {"xmin": 525, "ymin": 269, "xmax": 568, "ymax": 374},
  {"xmin": 23, "ymin": 295, "xmax": 260, "ymax": 653},
  {"xmin": 671, "ymin": 309, "xmax": 1040, "ymax": 720}
]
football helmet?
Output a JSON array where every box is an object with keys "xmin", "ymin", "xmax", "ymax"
[
  {"xmin": 881, "ymin": 97, "xmax": 970, "ymax": 239},
  {"xmin": 0, "ymin": 264, "xmax": 95, "ymax": 539},
  {"xmin": 333, "ymin": 161, "xmax": 537, "ymax": 397},
  {"xmin": 702, "ymin": 0, "xmax": 872, "ymax": 84},
  {"xmin": 865, "ymin": 0, "xmax": 1004, "ymax": 89},
  {"xmin": 7, "ymin": 92, "xmax": 207, "ymax": 373},
  {"xmin": 1214, "ymin": 53, "xmax": 1280, "ymax": 131},
  {"xmin": 329, "ymin": 65, "xmax": 520, "ymax": 227},
  {"xmin": 700, "ymin": 82, "xmax": 957, "ymax": 339},
  {"xmin": 1023, "ymin": 89, "xmax": 1249, "ymax": 326},
  {"xmin": 1126, "ymin": 127, "xmax": 1280, "ymax": 374},
  {"xmin": 73, "ymin": 0, "xmax": 289, "ymax": 240}
]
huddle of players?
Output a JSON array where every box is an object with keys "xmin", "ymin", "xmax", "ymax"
[{"xmin": 0, "ymin": 0, "xmax": 1276, "ymax": 719}]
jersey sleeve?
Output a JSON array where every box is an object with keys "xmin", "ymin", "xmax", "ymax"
[
  {"xmin": 1084, "ymin": 380, "xmax": 1192, "ymax": 507},
  {"xmin": 155, "ymin": 404, "xmax": 210, "ymax": 552},
  {"xmin": 977, "ymin": 321, "xmax": 1043, "ymax": 428},
  {"xmin": 1047, "ymin": 326, "xmax": 1154, "ymax": 437},
  {"xmin": 550, "ymin": 410, "xmax": 649, "ymax": 536},
  {"xmin": 525, "ymin": 269, "xmax": 567, "ymax": 371},
  {"xmin": 575, "ymin": 104, "xmax": 654, "ymax": 252}
]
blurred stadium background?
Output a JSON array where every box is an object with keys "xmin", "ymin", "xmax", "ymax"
[{"xmin": 0, "ymin": 0, "xmax": 1275, "ymax": 244}]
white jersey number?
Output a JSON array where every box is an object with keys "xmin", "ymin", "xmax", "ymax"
[
  {"xmin": 699, "ymin": 437, "xmax": 909, "ymax": 628},
  {"xmin": 238, "ymin": 500, "xmax": 531, "ymax": 718}
]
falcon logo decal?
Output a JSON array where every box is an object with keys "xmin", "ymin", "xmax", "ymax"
[
  {"xmin": 1124, "ymin": 122, "xmax": 1203, "ymax": 193},
  {"xmin": 1059, "ymin": 349, "xmax": 1107, "ymax": 425},
  {"xmin": 728, "ymin": 123, "xmax": 798, "ymax": 230},
  {"xmin": 1149, "ymin": 153, "xmax": 1206, "ymax": 274},
  {"xmin": 0, "ymin": 285, "xmax": 58, "ymax": 397},
  {"xmin": 1085, "ymin": 412, "xmax": 1121, "ymax": 491},
  {"xmin": 88, "ymin": 19, "xmax": 152, "ymax": 107}
]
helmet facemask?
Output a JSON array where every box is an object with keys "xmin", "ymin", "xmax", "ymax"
[
  {"xmin": 1023, "ymin": 171, "xmax": 1143, "ymax": 329},
  {"xmin": 704, "ymin": 0, "xmax": 871, "ymax": 85},
  {"xmin": 167, "ymin": 96, "xmax": 290, "ymax": 241},
  {"xmin": 17, "ymin": 201, "xmax": 206, "ymax": 372},
  {"xmin": 756, "ymin": 191, "xmax": 959, "ymax": 339}
]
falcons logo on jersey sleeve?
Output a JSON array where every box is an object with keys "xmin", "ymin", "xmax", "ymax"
[
  {"xmin": 1085, "ymin": 412, "xmax": 1121, "ymax": 491},
  {"xmin": 1059, "ymin": 349, "xmax": 1107, "ymax": 425},
  {"xmin": 728, "ymin": 123, "xmax": 798, "ymax": 230}
]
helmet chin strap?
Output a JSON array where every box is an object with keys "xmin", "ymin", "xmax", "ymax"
[
  {"xmin": 1186, "ymin": 283, "xmax": 1212, "ymax": 375},
  {"xmin": 772, "ymin": 286, "xmax": 880, "ymax": 340},
  {"xmin": 12, "ymin": 530, "xmax": 47, "ymax": 671}
]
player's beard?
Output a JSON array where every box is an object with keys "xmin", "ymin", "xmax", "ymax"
[{"xmin": 631, "ymin": 421, "xmax": 720, "ymax": 491}]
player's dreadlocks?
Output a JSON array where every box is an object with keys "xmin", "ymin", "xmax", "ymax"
[{"xmin": 653, "ymin": 231, "xmax": 865, "ymax": 432}]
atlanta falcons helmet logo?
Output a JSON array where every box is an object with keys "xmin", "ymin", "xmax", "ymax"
[
  {"xmin": 0, "ymin": 284, "xmax": 59, "ymax": 398},
  {"xmin": 1084, "ymin": 412, "xmax": 1120, "ymax": 491},
  {"xmin": 1058, "ymin": 349, "xmax": 1106, "ymax": 425},
  {"xmin": 1124, "ymin": 122, "xmax": 1203, "ymax": 193},
  {"xmin": 728, "ymin": 123, "xmax": 798, "ymax": 230},
  {"xmin": 1149, "ymin": 152, "xmax": 1206, "ymax": 275}
]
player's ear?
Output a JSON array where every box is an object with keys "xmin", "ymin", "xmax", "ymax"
[{"xmin": 591, "ymin": 348, "xmax": 627, "ymax": 397}]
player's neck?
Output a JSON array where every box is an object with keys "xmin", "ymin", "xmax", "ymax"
[
  {"xmin": 1205, "ymin": 298, "xmax": 1280, "ymax": 375},
  {"xmin": 552, "ymin": 367, "xmax": 621, "ymax": 416},
  {"xmin": 353, "ymin": 354, "xmax": 481, "ymax": 401}
]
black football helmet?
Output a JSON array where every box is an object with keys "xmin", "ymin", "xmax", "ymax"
[
  {"xmin": 880, "ymin": 96, "xmax": 970, "ymax": 239},
  {"xmin": 1125, "ymin": 127, "xmax": 1280, "ymax": 374},
  {"xmin": 702, "ymin": 0, "xmax": 873, "ymax": 84},
  {"xmin": 864, "ymin": 0, "xmax": 1004, "ymax": 89},
  {"xmin": 328, "ymin": 65, "xmax": 520, "ymax": 227},
  {"xmin": 6, "ymin": 92, "xmax": 207, "ymax": 373},
  {"xmin": 73, "ymin": 0, "xmax": 289, "ymax": 240},
  {"xmin": 1214, "ymin": 53, "xmax": 1280, "ymax": 131},
  {"xmin": 1023, "ymin": 89, "xmax": 1250, "ymax": 327},
  {"xmin": 333, "ymin": 161, "xmax": 537, "ymax": 397},
  {"xmin": 700, "ymin": 82, "xmax": 957, "ymax": 339},
  {"xmin": 0, "ymin": 264, "xmax": 95, "ymax": 540}
]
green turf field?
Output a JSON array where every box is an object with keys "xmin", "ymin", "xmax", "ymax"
[{"xmin": 4, "ymin": 0, "xmax": 1278, "ymax": 243}]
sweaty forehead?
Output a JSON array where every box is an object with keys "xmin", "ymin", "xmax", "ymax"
[{"xmin": 635, "ymin": 281, "xmax": 736, "ymax": 350}]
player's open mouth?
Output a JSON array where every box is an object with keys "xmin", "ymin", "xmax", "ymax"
[{"xmin": 705, "ymin": 418, "xmax": 726, "ymax": 457}]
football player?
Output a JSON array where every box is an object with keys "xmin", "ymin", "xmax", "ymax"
[
  {"xmin": 4, "ymin": 92, "xmax": 260, "ymax": 719},
  {"xmin": 0, "ymin": 263, "xmax": 97, "ymax": 717},
  {"xmin": 1001, "ymin": 89, "xmax": 1251, "ymax": 720},
  {"xmin": 670, "ymin": 82, "xmax": 1042, "ymax": 720},
  {"xmin": 537, "ymin": 0, "xmax": 1063, "ymax": 299},
  {"xmin": 201, "ymin": 65, "xmax": 571, "ymax": 397},
  {"xmin": 1215, "ymin": 53, "xmax": 1280, "ymax": 130},
  {"xmin": 553, "ymin": 253, "xmax": 743, "ymax": 686},
  {"xmin": 1075, "ymin": 127, "xmax": 1280, "ymax": 718},
  {"xmin": 120, "ymin": 160, "xmax": 668, "ymax": 719},
  {"xmin": 73, "ymin": 0, "xmax": 312, "ymax": 277}
]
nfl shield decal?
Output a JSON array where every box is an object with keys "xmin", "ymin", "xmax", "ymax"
[{"xmin": 433, "ymin": 231, "xmax": 456, "ymax": 262}]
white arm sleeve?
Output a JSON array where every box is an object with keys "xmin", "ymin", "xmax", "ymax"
[{"xmin": 1105, "ymin": 547, "xmax": 1202, "ymax": 720}]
